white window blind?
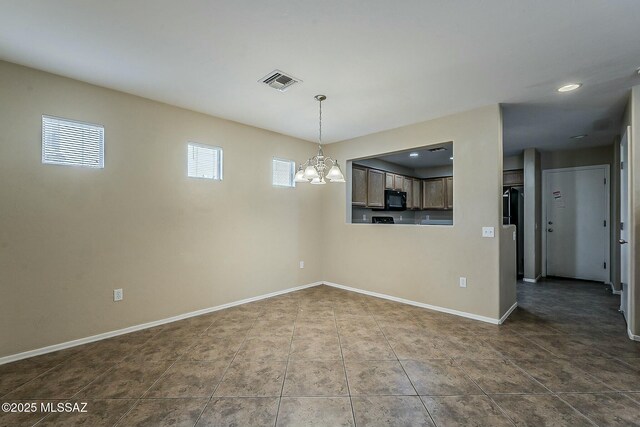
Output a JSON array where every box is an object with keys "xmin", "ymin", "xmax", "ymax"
[
  {"xmin": 187, "ymin": 143, "xmax": 222, "ymax": 180},
  {"xmin": 42, "ymin": 115, "xmax": 104, "ymax": 168},
  {"xmin": 272, "ymin": 158, "xmax": 295, "ymax": 187}
]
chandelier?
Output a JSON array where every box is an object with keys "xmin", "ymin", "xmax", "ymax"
[{"xmin": 294, "ymin": 95, "xmax": 345, "ymax": 184}]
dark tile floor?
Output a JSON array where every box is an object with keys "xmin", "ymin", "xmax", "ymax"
[{"xmin": 1, "ymin": 279, "xmax": 640, "ymax": 426}]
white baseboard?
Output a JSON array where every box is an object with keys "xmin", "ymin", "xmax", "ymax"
[
  {"xmin": 523, "ymin": 275, "xmax": 541, "ymax": 283},
  {"xmin": 0, "ymin": 281, "xmax": 323, "ymax": 366},
  {"xmin": 499, "ymin": 302, "xmax": 518, "ymax": 324},
  {"xmin": 605, "ymin": 282, "xmax": 622, "ymax": 295},
  {"xmin": 628, "ymin": 328, "xmax": 640, "ymax": 342},
  {"xmin": 323, "ymin": 281, "xmax": 503, "ymax": 325}
]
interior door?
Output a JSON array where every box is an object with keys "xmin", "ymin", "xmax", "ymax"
[
  {"xmin": 620, "ymin": 127, "xmax": 630, "ymax": 318},
  {"xmin": 545, "ymin": 166, "xmax": 609, "ymax": 282}
]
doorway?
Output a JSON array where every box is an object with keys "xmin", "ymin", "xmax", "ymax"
[
  {"xmin": 620, "ymin": 127, "xmax": 631, "ymax": 319},
  {"xmin": 542, "ymin": 165, "xmax": 610, "ymax": 282}
]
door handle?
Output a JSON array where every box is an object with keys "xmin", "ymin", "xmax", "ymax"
[
  {"xmin": 619, "ymin": 239, "xmax": 628, "ymax": 245},
  {"xmin": 548, "ymin": 228, "xmax": 553, "ymax": 232}
]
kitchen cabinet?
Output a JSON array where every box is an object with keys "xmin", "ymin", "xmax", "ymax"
[
  {"xmin": 503, "ymin": 169, "xmax": 524, "ymax": 186},
  {"xmin": 352, "ymin": 167, "xmax": 368, "ymax": 206},
  {"xmin": 422, "ymin": 176, "xmax": 453, "ymax": 210},
  {"xmin": 385, "ymin": 173, "xmax": 394, "ymax": 189},
  {"xmin": 394, "ymin": 174, "xmax": 404, "ymax": 191},
  {"xmin": 445, "ymin": 176, "xmax": 453, "ymax": 209},
  {"xmin": 412, "ymin": 179, "xmax": 421, "ymax": 209},
  {"xmin": 422, "ymin": 178, "xmax": 446, "ymax": 209},
  {"xmin": 367, "ymin": 169, "xmax": 385, "ymax": 208},
  {"xmin": 403, "ymin": 178, "xmax": 413, "ymax": 209}
]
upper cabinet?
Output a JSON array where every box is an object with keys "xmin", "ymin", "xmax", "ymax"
[
  {"xmin": 445, "ymin": 176, "xmax": 453, "ymax": 210},
  {"xmin": 403, "ymin": 178, "xmax": 413, "ymax": 209},
  {"xmin": 412, "ymin": 179, "xmax": 421, "ymax": 209},
  {"xmin": 393, "ymin": 174, "xmax": 404, "ymax": 191},
  {"xmin": 352, "ymin": 166, "xmax": 368, "ymax": 206},
  {"xmin": 352, "ymin": 165, "xmax": 450, "ymax": 211},
  {"xmin": 422, "ymin": 176, "xmax": 453, "ymax": 210},
  {"xmin": 385, "ymin": 173, "xmax": 394, "ymax": 189},
  {"xmin": 422, "ymin": 178, "xmax": 446, "ymax": 209},
  {"xmin": 367, "ymin": 169, "xmax": 385, "ymax": 208}
]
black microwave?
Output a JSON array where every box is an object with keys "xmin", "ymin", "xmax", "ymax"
[{"xmin": 384, "ymin": 189, "xmax": 407, "ymax": 211}]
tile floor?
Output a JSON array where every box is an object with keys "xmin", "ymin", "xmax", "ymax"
[{"xmin": 1, "ymin": 279, "xmax": 639, "ymax": 426}]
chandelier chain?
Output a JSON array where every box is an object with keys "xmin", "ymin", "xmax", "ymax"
[{"xmin": 318, "ymin": 97, "xmax": 322, "ymax": 145}]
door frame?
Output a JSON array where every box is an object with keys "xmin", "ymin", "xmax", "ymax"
[
  {"xmin": 620, "ymin": 126, "xmax": 633, "ymax": 325},
  {"xmin": 541, "ymin": 164, "xmax": 611, "ymax": 282}
]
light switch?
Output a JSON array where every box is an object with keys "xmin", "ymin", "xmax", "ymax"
[
  {"xmin": 459, "ymin": 277, "xmax": 467, "ymax": 288},
  {"xmin": 482, "ymin": 227, "xmax": 495, "ymax": 238}
]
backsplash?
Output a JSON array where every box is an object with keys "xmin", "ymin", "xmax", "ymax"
[{"xmin": 352, "ymin": 207, "xmax": 453, "ymax": 225}]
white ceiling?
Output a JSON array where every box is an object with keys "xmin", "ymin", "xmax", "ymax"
[
  {"xmin": 375, "ymin": 143, "xmax": 453, "ymax": 169},
  {"xmin": 1, "ymin": 1, "xmax": 639, "ymax": 155}
]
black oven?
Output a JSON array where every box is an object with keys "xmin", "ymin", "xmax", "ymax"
[{"xmin": 384, "ymin": 189, "xmax": 406, "ymax": 211}]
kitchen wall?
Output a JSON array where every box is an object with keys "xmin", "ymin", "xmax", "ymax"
[
  {"xmin": 353, "ymin": 158, "xmax": 414, "ymax": 176},
  {"xmin": 0, "ymin": 61, "xmax": 324, "ymax": 358},
  {"xmin": 323, "ymin": 105, "xmax": 511, "ymax": 320},
  {"xmin": 624, "ymin": 86, "xmax": 640, "ymax": 338}
]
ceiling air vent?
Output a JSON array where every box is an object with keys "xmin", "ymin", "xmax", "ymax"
[{"xmin": 260, "ymin": 70, "xmax": 301, "ymax": 92}]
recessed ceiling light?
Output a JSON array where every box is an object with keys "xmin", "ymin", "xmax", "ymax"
[
  {"xmin": 449, "ymin": 156, "xmax": 454, "ymax": 160},
  {"xmin": 570, "ymin": 134, "xmax": 587, "ymax": 140},
  {"xmin": 557, "ymin": 83, "xmax": 582, "ymax": 92},
  {"xmin": 409, "ymin": 152, "xmax": 419, "ymax": 157}
]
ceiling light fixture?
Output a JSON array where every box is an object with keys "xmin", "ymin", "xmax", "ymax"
[
  {"xmin": 449, "ymin": 156, "xmax": 454, "ymax": 160},
  {"xmin": 557, "ymin": 83, "xmax": 582, "ymax": 92},
  {"xmin": 294, "ymin": 95, "xmax": 345, "ymax": 185},
  {"xmin": 409, "ymin": 152, "xmax": 419, "ymax": 157},
  {"xmin": 570, "ymin": 134, "xmax": 587, "ymax": 140}
]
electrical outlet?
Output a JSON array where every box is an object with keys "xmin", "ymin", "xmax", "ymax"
[
  {"xmin": 513, "ymin": 231, "xmax": 517, "ymax": 241},
  {"xmin": 299, "ymin": 261, "xmax": 304, "ymax": 269},
  {"xmin": 362, "ymin": 214, "xmax": 367, "ymax": 221},
  {"xmin": 399, "ymin": 215, "xmax": 403, "ymax": 221},
  {"xmin": 482, "ymin": 227, "xmax": 495, "ymax": 238},
  {"xmin": 113, "ymin": 289, "xmax": 123, "ymax": 302},
  {"xmin": 459, "ymin": 277, "xmax": 467, "ymax": 288}
]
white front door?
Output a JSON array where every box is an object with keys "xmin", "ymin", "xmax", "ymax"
[
  {"xmin": 620, "ymin": 127, "xmax": 631, "ymax": 318},
  {"xmin": 544, "ymin": 166, "xmax": 609, "ymax": 282}
]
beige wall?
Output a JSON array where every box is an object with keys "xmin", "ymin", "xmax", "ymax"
[
  {"xmin": 0, "ymin": 61, "xmax": 324, "ymax": 358},
  {"xmin": 629, "ymin": 86, "xmax": 640, "ymax": 337},
  {"xmin": 504, "ymin": 154, "xmax": 524, "ymax": 171},
  {"xmin": 322, "ymin": 105, "xmax": 507, "ymax": 320}
]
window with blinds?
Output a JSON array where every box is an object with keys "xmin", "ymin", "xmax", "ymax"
[
  {"xmin": 272, "ymin": 158, "xmax": 296, "ymax": 187},
  {"xmin": 187, "ymin": 143, "xmax": 223, "ymax": 180},
  {"xmin": 42, "ymin": 115, "xmax": 104, "ymax": 168}
]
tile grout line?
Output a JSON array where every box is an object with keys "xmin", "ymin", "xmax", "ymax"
[
  {"xmin": 333, "ymin": 306, "xmax": 358, "ymax": 426},
  {"xmin": 371, "ymin": 310, "xmax": 440, "ymax": 427},
  {"xmin": 31, "ymin": 324, "xmax": 171, "ymax": 427},
  {"xmin": 191, "ymin": 311, "xmax": 262, "ymax": 427},
  {"xmin": 112, "ymin": 318, "xmax": 218, "ymax": 427},
  {"xmin": 273, "ymin": 299, "xmax": 299, "ymax": 427}
]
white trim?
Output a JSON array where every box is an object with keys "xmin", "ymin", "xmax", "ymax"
[
  {"xmin": 541, "ymin": 165, "xmax": 611, "ymax": 282},
  {"xmin": 323, "ymin": 281, "xmax": 504, "ymax": 324},
  {"xmin": 0, "ymin": 282, "xmax": 322, "ymax": 366},
  {"xmin": 499, "ymin": 302, "xmax": 518, "ymax": 324},
  {"xmin": 628, "ymin": 328, "xmax": 640, "ymax": 342},
  {"xmin": 522, "ymin": 275, "xmax": 541, "ymax": 283},
  {"xmin": 605, "ymin": 282, "xmax": 622, "ymax": 295}
]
